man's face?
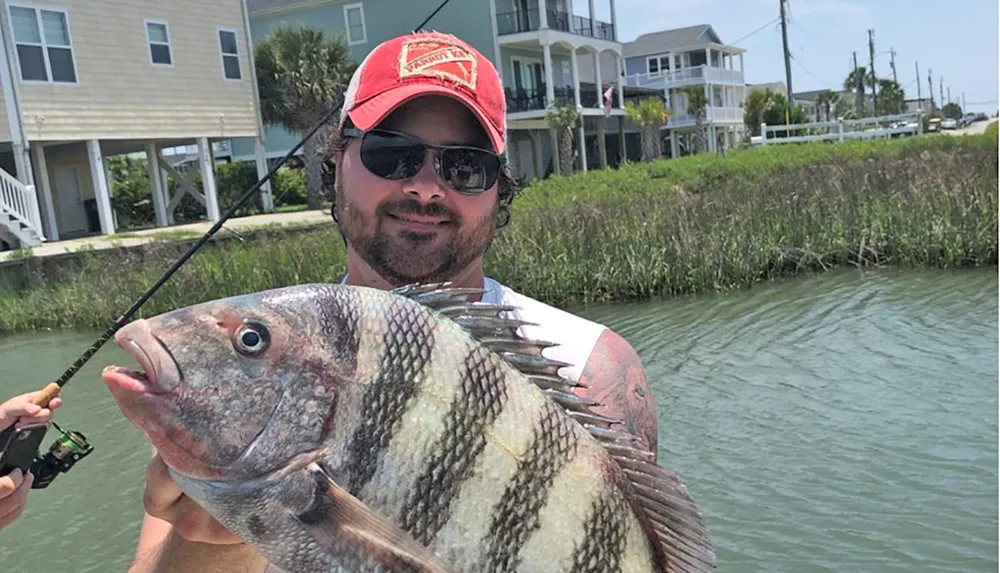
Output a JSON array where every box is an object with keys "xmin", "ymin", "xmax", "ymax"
[{"xmin": 334, "ymin": 95, "xmax": 499, "ymax": 286}]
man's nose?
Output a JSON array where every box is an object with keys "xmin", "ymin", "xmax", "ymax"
[{"xmin": 402, "ymin": 153, "xmax": 446, "ymax": 202}]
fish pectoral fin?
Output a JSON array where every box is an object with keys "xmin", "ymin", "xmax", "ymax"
[{"xmin": 295, "ymin": 462, "xmax": 453, "ymax": 573}]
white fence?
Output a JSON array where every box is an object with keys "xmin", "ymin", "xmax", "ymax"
[
  {"xmin": 755, "ymin": 112, "xmax": 924, "ymax": 145},
  {"xmin": 0, "ymin": 167, "xmax": 43, "ymax": 240}
]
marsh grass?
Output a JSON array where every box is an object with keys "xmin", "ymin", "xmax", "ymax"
[{"xmin": 0, "ymin": 135, "xmax": 995, "ymax": 333}]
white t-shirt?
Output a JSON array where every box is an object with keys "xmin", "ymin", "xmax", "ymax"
[{"xmin": 262, "ymin": 276, "xmax": 607, "ymax": 572}]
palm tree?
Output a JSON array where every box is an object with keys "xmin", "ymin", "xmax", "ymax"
[
  {"xmin": 680, "ymin": 85, "xmax": 708, "ymax": 153},
  {"xmin": 254, "ymin": 25, "xmax": 356, "ymax": 209},
  {"xmin": 744, "ymin": 88, "xmax": 774, "ymax": 135},
  {"xmin": 815, "ymin": 90, "xmax": 840, "ymax": 121},
  {"xmin": 544, "ymin": 103, "xmax": 581, "ymax": 175},
  {"xmin": 624, "ymin": 97, "xmax": 671, "ymax": 162},
  {"xmin": 843, "ymin": 67, "xmax": 873, "ymax": 116}
]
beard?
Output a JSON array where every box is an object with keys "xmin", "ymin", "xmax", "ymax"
[{"xmin": 334, "ymin": 178, "xmax": 497, "ymax": 287}]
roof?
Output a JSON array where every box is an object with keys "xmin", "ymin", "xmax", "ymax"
[{"xmin": 623, "ymin": 24, "xmax": 741, "ymax": 58}]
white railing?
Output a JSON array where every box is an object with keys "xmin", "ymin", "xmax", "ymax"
[
  {"xmin": 667, "ymin": 106, "xmax": 744, "ymax": 127},
  {"xmin": 624, "ymin": 64, "xmax": 744, "ymax": 89},
  {"xmin": 755, "ymin": 112, "xmax": 924, "ymax": 145},
  {"xmin": 0, "ymin": 167, "xmax": 43, "ymax": 240},
  {"xmin": 705, "ymin": 67, "xmax": 742, "ymax": 84}
]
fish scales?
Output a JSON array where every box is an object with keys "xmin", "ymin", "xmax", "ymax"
[
  {"xmin": 103, "ymin": 283, "xmax": 717, "ymax": 573},
  {"xmin": 323, "ymin": 287, "xmax": 656, "ymax": 573}
]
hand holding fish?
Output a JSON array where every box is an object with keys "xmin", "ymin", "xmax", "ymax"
[{"xmin": 142, "ymin": 451, "xmax": 243, "ymax": 545}]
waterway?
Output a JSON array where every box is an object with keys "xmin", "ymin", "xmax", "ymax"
[{"xmin": 0, "ymin": 267, "xmax": 996, "ymax": 572}]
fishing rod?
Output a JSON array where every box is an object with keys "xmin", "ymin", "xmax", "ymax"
[
  {"xmin": 0, "ymin": 0, "xmax": 454, "ymax": 487},
  {"xmin": 26, "ymin": 0, "xmax": 455, "ymax": 409}
]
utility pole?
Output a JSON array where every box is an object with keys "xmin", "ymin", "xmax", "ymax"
[
  {"xmin": 890, "ymin": 48, "xmax": 897, "ymax": 83},
  {"xmin": 962, "ymin": 92, "xmax": 966, "ymax": 112},
  {"xmin": 915, "ymin": 61, "xmax": 921, "ymax": 108},
  {"xmin": 947, "ymin": 86, "xmax": 951, "ymax": 105},
  {"xmin": 928, "ymin": 68, "xmax": 934, "ymax": 111},
  {"xmin": 939, "ymin": 76, "xmax": 944, "ymax": 108},
  {"xmin": 868, "ymin": 29, "xmax": 877, "ymax": 114},
  {"xmin": 853, "ymin": 51, "xmax": 863, "ymax": 116},
  {"xmin": 779, "ymin": 0, "xmax": 794, "ymax": 107}
]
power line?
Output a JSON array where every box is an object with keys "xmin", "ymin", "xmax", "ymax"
[
  {"xmin": 789, "ymin": 52, "xmax": 840, "ymax": 88},
  {"xmin": 722, "ymin": 16, "xmax": 781, "ymax": 49}
]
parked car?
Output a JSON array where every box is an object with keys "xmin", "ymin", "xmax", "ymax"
[{"xmin": 941, "ymin": 118, "xmax": 958, "ymax": 130}]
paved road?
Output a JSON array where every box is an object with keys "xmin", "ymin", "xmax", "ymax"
[{"xmin": 942, "ymin": 120, "xmax": 994, "ymax": 136}]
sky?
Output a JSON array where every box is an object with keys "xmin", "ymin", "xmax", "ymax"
[{"xmin": 584, "ymin": 0, "xmax": 999, "ymax": 114}]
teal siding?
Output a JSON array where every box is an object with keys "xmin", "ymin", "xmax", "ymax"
[{"xmin": 231, "ymin": 0, "xmax": 497, "ymax": 160}]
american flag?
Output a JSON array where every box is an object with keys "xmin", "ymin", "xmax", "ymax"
[{"xmin": 603, "ymin": 86, "xmax": 614, "ymax": 117}]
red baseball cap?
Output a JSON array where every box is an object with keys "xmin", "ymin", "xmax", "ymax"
[{"xmin": 339, "ymin": 31, "xmax": 507, "ymax": 154}]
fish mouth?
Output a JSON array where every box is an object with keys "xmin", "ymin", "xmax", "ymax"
[{"xmin": 103, "ymin": 319, "xmax": 181, "ymax": 395}]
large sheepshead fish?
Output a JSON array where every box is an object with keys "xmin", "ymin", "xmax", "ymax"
[{"xmin": 103, "ymin": 282, "xmax": 715, "ymax": 573}]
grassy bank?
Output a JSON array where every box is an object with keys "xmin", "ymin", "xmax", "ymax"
[{"xmin": 0, "ymin": 134, "xmax": 996, "ymax": 333}]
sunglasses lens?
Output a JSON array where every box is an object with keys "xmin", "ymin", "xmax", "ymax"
[
  {"xmin": 440, "ymin": 149, "xmax": 500, "ymax": 192},
  {"xmin": 360, "ymin": 132, "xmax": 425, "ymax": 180},
  {"xmin": 356, "ymin": 129, "xmax": 501, "ymax": 193}
]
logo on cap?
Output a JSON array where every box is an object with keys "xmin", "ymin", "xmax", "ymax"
[{"xmin": 398, "ymin": 37, "xmax": 478, "ymax": 91}]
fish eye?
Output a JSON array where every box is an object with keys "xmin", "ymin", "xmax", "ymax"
[{"xmin": 234, "ymin": 321, "xmax": 270, "ymax": 357}]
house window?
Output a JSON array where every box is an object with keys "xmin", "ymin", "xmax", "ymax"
[
  {"xmin": 145, "ymin": 20, "xmax": 172, "ymax": 65},
  {"xmin": 217, "ymin": 29, "xmax": 241, "ymax": 80},
  {"xmin": 8, "ymin": 4, "xmax": 76, "ymax": 83},
  {"xmin": 344, "ymin": 3, "xmax": 366, "ymax": 45},
  {"xmin": 647, "ymin": 54, "xmax": 671, "ymax": 75}
]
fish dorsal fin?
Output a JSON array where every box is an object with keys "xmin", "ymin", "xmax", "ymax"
[
  {"xmin": 298, "ymin": 462, "xmax": 454, "ymax": 573},
  {"xmin": 393, "ymin": 282, "xmax": 717, "ymax": 572}
]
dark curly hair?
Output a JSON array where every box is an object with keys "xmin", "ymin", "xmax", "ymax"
[{"xmin": 323, "ymin": 117, "xmax": 521, "ymax": 228}]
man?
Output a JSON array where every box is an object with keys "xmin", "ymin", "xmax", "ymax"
[
  {"xmin": 128, "ymin": 31, "xmax": 657, "ymax": 572},
  {"xmin": 0, "ymin": 391, "xmax": 62, "ymax": 532}
]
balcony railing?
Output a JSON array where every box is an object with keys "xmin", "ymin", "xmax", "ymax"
[
  {"xmin": 497, "ymin": 9, "xmax": 615, "ymax": 41},
  {"xmin": 504, "ymin": 85, "xmax": 622, "ymax": 113},
  {"xmin": 667, "ymin": 106, "xmax": 745, "ymax": 126},
  {"xmin": 572, "ymin": 15, "xmax": 615, "ymax": 41},
  {"xmin": 497, "ymin": 9, "xmax": 539, "ymax": 35},
  {"xmin": 581, "ymin": 88, "xmax": 622, "ymax": 109},
  {"xmin": 624, "ymin": 65, "xmax": 744, "ymax": 89}
]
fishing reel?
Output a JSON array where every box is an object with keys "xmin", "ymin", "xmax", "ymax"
[
  {"xmin": 29, "ymin": 422, "xmax": 94, "ymax": 489},
  {"xmin": 0, "ymin": 421, "xmax": 94, "ymax": 489}
]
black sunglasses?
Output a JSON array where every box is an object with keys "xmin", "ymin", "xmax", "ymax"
[{"xmin": 343, "ymin": 127, "xmax": 501, "ymax": 193}]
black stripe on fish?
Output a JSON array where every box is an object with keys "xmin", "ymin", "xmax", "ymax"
[
  {"xmin": 317, "ymin": 286, "xmax": 362, "ymax": 379},
  {"xmin": 569, "ymin": 491, "xmax": 629, "ymax": 573},
  {"xmin": 345, "ymin": 297, "xmax": 435, "ymax": 496},
  {"xmin": 398, "ymin": 344, "xmax": 508, "ymax": 545},
  {"xmin": 480, "ymin": 399, "xmax": 579, "ymax": 573},
  {"xmin": 393, "ymin": 283, "xmax": 718, "ymax": 572}
]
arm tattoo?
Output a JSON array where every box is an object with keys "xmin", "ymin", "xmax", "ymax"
[{"xmin": 576, "ymin": 329, "xmax": 659, "ymax": 461}]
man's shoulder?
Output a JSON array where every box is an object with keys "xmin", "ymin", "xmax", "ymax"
[
  {"xmin": 483, "ymin": 278, "xmax": 657, "ymax": 454},
  {"xmin": 483, "ymin": 277, "xmax": 608, "ymax": 382}
]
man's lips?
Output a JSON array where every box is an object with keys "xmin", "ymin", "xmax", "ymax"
[{"xmin": 386, "ymin": 213, "xmax": 453, "ymax": 228}]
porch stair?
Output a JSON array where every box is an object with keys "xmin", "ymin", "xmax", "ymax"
[{"xmin": 0, "ymin": 166, "xmax": 45, "ymax": 248}]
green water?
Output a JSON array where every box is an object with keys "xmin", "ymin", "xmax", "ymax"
[{"xmin": 0, "ymin": 268, "xmax": 996, "ymax": 572}]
